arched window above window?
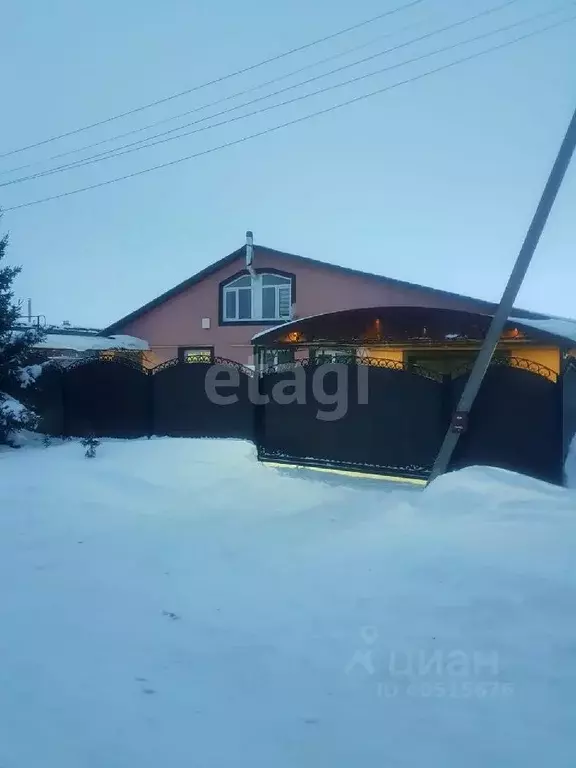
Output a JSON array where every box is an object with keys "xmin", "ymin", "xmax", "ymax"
[{"xmin": 221, "ymin": 272, "xmax": 293, "ymax": 323}]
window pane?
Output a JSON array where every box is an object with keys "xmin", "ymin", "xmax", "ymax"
[
  {"xmin": 262, "ymin": 286, "xmax": 277, "ymax": 319},
  {"xmin": 278, "ymin": 285, "xmax": 291, "ymax": 318},
  {"xmin": 406, "ymin": 350, "xmax": 482, "ymax": 376},
  {"xmin": 262, "ymin": 274, "xmax": 290, "ymax": 285},
  {"xmin": 278, "ymin": 349, "xmax": 294, "ymax": 364},
  {"xmin": 315, "ymin": 348, "xmax": 354, "ymax": 364},
  {"xmin": 184, "ymin": 349, "xmax": 211, "ymax": 362},
  {"xmin": 225, "ymin": 290, "xmax": 236, "ymax": 319},
  {"xmin": 229, "ymin": 275, "xmax": 252, "ymax": 287},
  {"xmin": 263, "ymin": 349, "xmax": 294, "ymax": 366},
  {"xmin": 238, "ymin": 287, "xmax": 252, "ymax": 319}
]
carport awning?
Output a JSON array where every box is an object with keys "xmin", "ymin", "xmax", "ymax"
[{"xmin": 251, "ymin": 306, "xmax": 576, "ymax": 348}]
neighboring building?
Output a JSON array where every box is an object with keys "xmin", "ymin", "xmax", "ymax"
[
  {"xmin": 12, "ymin": 323, "xmax": 149, "ymax": 362},
  {"xmin": 104, "ymin": 234, "xmax": 554, "ymax": 368}
]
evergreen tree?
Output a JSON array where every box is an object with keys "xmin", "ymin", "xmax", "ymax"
[{"xmin": 0, "ymin": 211, "xmax": 44, "ymax": 444}]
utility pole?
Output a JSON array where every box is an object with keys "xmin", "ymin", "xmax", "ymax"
[{"xmin": 428, "ymin": 103, "xmax": 576, "ymax": 484}]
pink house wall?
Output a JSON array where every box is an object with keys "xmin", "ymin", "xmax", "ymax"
[{"xmin": 117, "ymin": 253, "xmax": 489, "ymax": 365}]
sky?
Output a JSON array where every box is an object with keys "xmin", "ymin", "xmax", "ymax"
[{"xmin": 1, "ymin": 0, "xmax": 575, "ymax": 328}]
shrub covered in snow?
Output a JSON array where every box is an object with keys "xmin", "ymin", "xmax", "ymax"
[
  {"xmin": 0, "ymin": 212, "xmax": 45, "ymax": 445},
  {"xmin": 0, "ymin": 394, "xmax": 39, "ymax": 443},
  {"xmin": 18, "ymin": 364, "xmax": 43, "ymax": 388},
  {"xmin": 81, "ymin": 436, "xmax": 100, "ymax": 458}
]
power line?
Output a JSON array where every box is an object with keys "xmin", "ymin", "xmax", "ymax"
[
  {"xmin": 0, "ymin": 0, "xmax": 536, "ymax": 187},
  {"xmin": 10, "ymin": 0, "xmax": 527, "ymax": 181},
  {"xmin": 0, "ymin": 16, "xmax": 433, "ymax": 178},
  {"xmin": 5, "ymin": 0, "xmax": 569, "ymax": 187},
  {"xmin": 0, "ymin": 0, "xmax": 425, "ymax": 160},
  {"xmin": 4, "ymin": 14, "xmax": 574, "ymax": 213}
]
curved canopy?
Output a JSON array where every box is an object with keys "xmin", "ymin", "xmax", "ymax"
[{"xmin": 251, "ymin": 305, "xmax": 576, "ymax": 348}]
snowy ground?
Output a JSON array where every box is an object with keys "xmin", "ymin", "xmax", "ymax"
[{"xmin": 1, "ymin": 437, "xmax": 576, "ymax": 767}]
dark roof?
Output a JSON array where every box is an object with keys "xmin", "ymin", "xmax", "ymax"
[{"xmin": 103, "ymin": 243, "xmax": 551, "ymax": 334}]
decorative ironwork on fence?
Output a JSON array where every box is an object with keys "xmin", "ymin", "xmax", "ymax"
[
  {"xmin": 451, "ymin": 355, "xmax": 559, "ymax": 382},
  {"xmin": 261, "ymin": 355, "xmax": 444, "ymax": 382}
]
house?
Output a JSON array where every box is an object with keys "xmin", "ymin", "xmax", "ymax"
[{"xmin": 104, "ymin": 233, "xmax": 555, "ymax": 368}]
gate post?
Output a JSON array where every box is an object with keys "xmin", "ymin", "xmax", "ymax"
[
  {"xmin": 61, "ymin": 364, "xmax": 69, "ymax": 439},
  {"xmin": 561, "ymin": 353, "xmax": 576, "ymax": 476},
  {"xmin": 253, "ymin": 346, "xmax": 265, "ymax": 454},
  {"xmin": 147, "ymin": 367, "xmax": 155, "ymax": 439},
  {"xmin": 56, "ymin": 365, "xmax": 66, "ymax": 439}
]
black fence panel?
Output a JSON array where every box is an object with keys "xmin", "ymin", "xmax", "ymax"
[
  {"xmin": 448, "ymin": 361, "xmax": 562, "ymax": 484},
  {"xmin": 152, "ymin": 359, "xmax": 255, "ymax": 439},
  {"xmin": 258, "ymin": 360, "xmax": 446, "ymax": 478},
  {"xmin": 62, "ymin": 359, "xmax": 151, "ymax": 438},
  {"xmin": 7, "ymin": 350, "xmax": 566, "ymax": 487}
]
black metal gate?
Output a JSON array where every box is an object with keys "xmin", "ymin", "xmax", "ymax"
[
  {"xmin": 447, "ymin": 358, "xmax": 563, "ymax": 484},
  {"xmin": 152, "ymin": 358, "xmax": 255, "ymax": 439},
  {"xmin": 257, "ymin": 358, "xmax": 447, "ymax": 478}
]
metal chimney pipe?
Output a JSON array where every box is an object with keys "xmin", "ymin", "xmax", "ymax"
[{"xmin": 246, "ymin": 230, "xmax": 256, "ymax": 277}]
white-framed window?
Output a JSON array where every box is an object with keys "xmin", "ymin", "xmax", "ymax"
[{"xmin": 222, "ymin": 273, "xmax": 292, "ymax": 323}]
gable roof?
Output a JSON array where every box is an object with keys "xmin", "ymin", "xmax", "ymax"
[{"xmin": 103, "ymin": 243, "xmax": 551, "ymax": 334}]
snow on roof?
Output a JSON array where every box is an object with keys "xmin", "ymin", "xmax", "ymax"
[
  {"xmin": 34, "ymin": 333, "xmax": 149, "ymax": 352},
  {"xmin": 509, "ymin": 316, "xmax": 576, "ymax": 345},
  {"xmin": 11, "ymin": 323, "xmax": 149, "ymax": 352}
]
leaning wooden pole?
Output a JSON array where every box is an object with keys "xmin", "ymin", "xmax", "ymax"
[{"xmin": 428, "ymin": 103, "xmax": 576, "ymax": 485}]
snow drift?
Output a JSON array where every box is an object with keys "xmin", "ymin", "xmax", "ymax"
[{"xmin": 0, "ymin": 438, "xmax": 575, "ymax": 767}]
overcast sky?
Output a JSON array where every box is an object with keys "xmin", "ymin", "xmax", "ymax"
[{"xmin": 1, "ymin": 0, "xmax": 575, "ymax": 328}]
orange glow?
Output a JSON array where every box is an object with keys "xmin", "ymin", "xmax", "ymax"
[
  {"xmin": 501, "ymin": 327, "xmax": 523, "ymax": 339},
  {"xmin": 362, "ymin": 318, "xmax": 382, "ymax": 341},
  {"xmin": 284, "ymin": 331, "xmax": 301, "ymax": 343}
]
